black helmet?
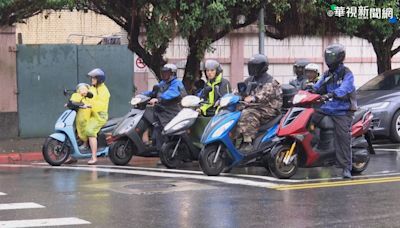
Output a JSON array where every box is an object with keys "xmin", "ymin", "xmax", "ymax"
[
  {"xmin": 325, "ymin": 43, "xmax": 346, "ymax": 69},
  {"xmin": 248, "ymin": 54, "xmax": 269, "ymax": 77},
  {"xmin": 204, "ymin": 60, "xmax": 222, "ymax": 75},
  {"xmin": 293, "ymin": 59, "xmax": 310, "ymax": 76}
]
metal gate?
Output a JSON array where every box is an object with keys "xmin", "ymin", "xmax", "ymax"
[{"xmin": 17, "ymin": 44, "xmax": 134, "ymax": 137}]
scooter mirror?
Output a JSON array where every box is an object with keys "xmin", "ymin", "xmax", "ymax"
[
  {"xmin": 63, "ymin": 89, "xmax": 68, "ymax": 97},
  {"xmin": 237, "ymin": 82, "xmax": 247, "ymax": 93}
]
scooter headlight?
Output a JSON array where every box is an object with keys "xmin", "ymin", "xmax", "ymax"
[
  {"xmin": 219, "ymin": 96, "xmax": 232, "ymax": 108},
  {"xmin": 171, "ymin": 120, "xmax": 191, "ymax": 132},
  {"xmin": 292, "ymin": 94, "xmax": 307, "ymax": 105},
  {"xmin": 211, "ymin": 120, "xmax": 235, "ymax": 138},
  {"xmin": 55, "ymin": 122, "xmax": 66, "ymax": 129},
  {"xmin": 115, "ymin": 117, "xmax": 135, "ymax": 135}
]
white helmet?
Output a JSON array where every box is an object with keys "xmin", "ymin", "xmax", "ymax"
[{"xmin": 305, "ymin": 63, "xmax": 320, "ymax": 74}]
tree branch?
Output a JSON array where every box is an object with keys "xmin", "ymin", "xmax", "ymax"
[{"xmin": 391, "ymin": 45, "xmax": 400, "ymax": 57}]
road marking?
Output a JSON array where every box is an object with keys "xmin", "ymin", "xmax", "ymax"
[
  {"xmin": 4, "ymin": 164, "xmax": 400, "ymax": 190},
  {"xmin": 275, "ymin": 176, "xmax": 400, "ymax": 191},
  {"xmin": 0, "ymin": 203, "xmax": 45, "ymax": 210},
  {"xmin": 372, "ymin": 143, "xmax": 400, "ymax": 147},
  {"xmin": 0, "ymin": 192, "xmax": 6, "ymax": 196},
  {"xmin": 374, "ymin": 148, "xmax": 400, "ymax": 152},
  {"xmin": 72, "ymin": 164, "xmax": 306, "ymax": 183},
  {"xmin": 0, "ymin": 164, "xmax": 278, "ymax": 189},
  {"xmin": 0, "ymin": 217, "xmax": 90, "ymax": 227}
]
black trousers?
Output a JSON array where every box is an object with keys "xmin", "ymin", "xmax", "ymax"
[
  {"xmin": 331, "ymin": 114, "xmax": 354, "ymax": 170},
  {"xmin": 312, "ymin": 112, "xmax": 354, "ymax": 170}
]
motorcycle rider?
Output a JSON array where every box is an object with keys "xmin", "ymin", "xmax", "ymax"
[
  {"xmin": 144, "ymin": 63, "xmax": 187, "ymax": 150},
  {"xmin": 80, "ymin": 68, "xmax": 111, "ymax": 165},
  {"xmin": 199, "ymin": 60, "xmax": 231, "ymax": 116},
  {"xmin": 290, "ymin": 59, "xmax": 310, "ymax": 90},
  {"xmin": 237, "ymin": 54, "xmax": 283, "ymax": 153},
  {"xmin": 304, "ymin": 63, "xmax": 321, "ymax": 89},
  {"xmin": 313, "ymin": 43, "xmax": 357, "ymax": 179}
]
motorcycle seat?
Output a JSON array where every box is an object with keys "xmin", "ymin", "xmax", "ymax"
[
  {"xmin": 103, "ymin": 117, "xmax": 122, "ymax": 128},
  {"xmin": 258, "ymin": 114, "xmax": 282, "ymax": 132},
  {"xmin": 352, "ymin": 109, "xmax": 368, "ymax": 125}
]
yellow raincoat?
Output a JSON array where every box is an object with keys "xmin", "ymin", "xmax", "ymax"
[
  {"xmin": 69, "ymin": 92, "xmax": 91, "ymax": 141},
  {"xmin": 84, "ymin": 83, "xmax": 110, "ymax": 139}
]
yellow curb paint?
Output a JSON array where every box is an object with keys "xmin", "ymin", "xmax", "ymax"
[{"xmin": 275, "ymin": 176, "xmax": 400, "ymax": 191}]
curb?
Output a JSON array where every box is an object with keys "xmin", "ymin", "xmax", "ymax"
[{"xmin": 0, "ymin": 152, "xmax": 43, "ymax": 164}]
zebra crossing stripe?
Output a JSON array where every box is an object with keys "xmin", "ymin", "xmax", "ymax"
[
  {"xmin": 0, "ymin": 192, "xmax": 6, "ymax": 196},
  {"xmin": 0, "ymin": 217, "xmax": 90, "ymax": 227},
  {"xmin": 0, "ymin": 203, "xmax": 45, "ymax": 210}
]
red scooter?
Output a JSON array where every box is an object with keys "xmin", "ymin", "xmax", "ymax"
[{"xmin": 268, "ymin": 90, "xmax": 374, "ymax": 179}]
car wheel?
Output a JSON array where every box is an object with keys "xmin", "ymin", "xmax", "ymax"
[{"xmin": 390, "ymin": 110, "xmax": 400, "ymax": 143}]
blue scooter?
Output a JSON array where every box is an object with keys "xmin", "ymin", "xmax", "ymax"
[
  {"xmin": 42, "ymin": 89, "xmax": 121, "ymax": 166},
  {"xmin": 199, "ymin": 83, "xmax": 294, "ymax": 176}
]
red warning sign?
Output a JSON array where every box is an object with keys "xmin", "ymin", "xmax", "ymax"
[{"xmin": 136, "ymin": 57, "xmax": 146, "ymax": 69}]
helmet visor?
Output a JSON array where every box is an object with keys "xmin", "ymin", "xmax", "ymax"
[
  {"xmin": 325, "ymin": 51, "xmax": 337, "ymax": 67},
  {"xmin": 248, "ymin": 62, "xmax": 258, "ymax": 76}
]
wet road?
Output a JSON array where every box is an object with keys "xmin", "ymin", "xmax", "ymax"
[{"xmin": 1, "ymin": 143, "xmax": 400, "ymax": 227}]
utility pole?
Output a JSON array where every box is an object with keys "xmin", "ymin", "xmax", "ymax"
[{"xmin": 258, "ymin": 5, "xmax": 265, "ymax": 55}]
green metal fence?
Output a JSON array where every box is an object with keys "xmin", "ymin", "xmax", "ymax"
[{"xmin": 17, "ymin": 44, "xmax": 134, "ymax": 137}]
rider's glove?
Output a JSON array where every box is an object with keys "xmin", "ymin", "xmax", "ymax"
[{"xmin": 321, "ymin": 93, "xmax": 333, "ymax": 102}]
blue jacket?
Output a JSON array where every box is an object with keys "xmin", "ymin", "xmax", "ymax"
[
  {"xmin": 143, "ymin": 76, "xmax": 186, "ymax": 101},
  {"xmin": 313, "ymin": 64, "xmax": 355, "ymax": 116}
]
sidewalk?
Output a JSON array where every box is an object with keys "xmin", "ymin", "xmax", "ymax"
[{"xmin": 0, "ymin": 137, "xmax": 45, "ymax": 163}]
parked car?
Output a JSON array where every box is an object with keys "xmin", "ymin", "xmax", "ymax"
[{"xmin": 357, "ymin": 68, "xmax": 400, "ymax": 142}]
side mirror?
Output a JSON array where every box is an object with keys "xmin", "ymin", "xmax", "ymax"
[
  {"xmin": 63, "ymin": 89, "xmax": 68, "ymax": 97},
  {"xmin": 237, "ymin": 82, "xmax": 247, "ymax": 93}
]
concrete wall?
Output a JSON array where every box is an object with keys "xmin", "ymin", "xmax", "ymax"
[
  {"xmin": 136, "ymin": 32, "xmax": 400, "ymax": 93},
  {"xmin": 0, "ymin": 26, "xmax": 18, "ymax": 138},
  {"xmin": 16, "ymin": 10, "xmax": 128, "ymax": 44}
]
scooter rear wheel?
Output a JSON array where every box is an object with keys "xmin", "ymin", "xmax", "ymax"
[
  {"xmin": 160, "ymin": 141, "xmax": 185, "ymax": 169},
  {"xmin": 199, "ymin": 144, "xmax": 225, "ymax": 176},
  {"xmin": 268, "ymin": 144, "xmax": 298, "ymax": 179},
  {"xmin": 42, "ymin": 137, "xmax": 70, "ymax": 166},
  {"xmin": 109, "ymin": 139, "xmax": 133, "ymax": 166}
]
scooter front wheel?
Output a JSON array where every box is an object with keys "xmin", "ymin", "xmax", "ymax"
[
  {"xmin": 109, "ymin": 139, "xmax": 134, "ymax": 166},
  {"xmin": 199, "ymin": 144, "xmax": 225, "ymax": 176},
  {"xmin": 42, "ymin": 137, "xmax": 70, "ymax": 166},
  {"xmin": 160, "ymin": 141, "xmax": 185, "ymax": 169},
  {"xmin": 268, "ymin": 144, "xmax": 298, "ymax": 179},
  {"xmin": 352, "ymin": 155, "xmax": 370, "ymax": 174}
]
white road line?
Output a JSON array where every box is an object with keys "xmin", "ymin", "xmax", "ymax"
[
  {"xmin": 374, "ymin": 148, "xmax": 400, "ymax": 152},
  {"xmin": 2, "ymin": 163, "xmax": 400, "ymax": 187},
  {"xmin": 0, "ymin": 192, "xmax": 6, "ymax": 196},
  {"xmin": 0, "ymin": 164, "xmax": 278, "ymax": 188},
  {"xmin": 72, "ymin": 164, "xmax": 306, "ymax": 183},
  {"xmin": 0, "ymin": 217, "xmax": 90, "ymax": 227},
  {"xmin": 372, "ymin": 144, "xmax": 400, "ymax": 147},
  {"xmin": 0, "ymin": 203, "xmax": 45, "ymax": 210}
]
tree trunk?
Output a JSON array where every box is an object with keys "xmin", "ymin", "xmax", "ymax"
[
  {"xmin": 183, "ymin": 37, "xmax": 203, "ymax": 93},
  {"xmin": 372, "ymin": 41, "xmax": 392, "ymax": 74}
]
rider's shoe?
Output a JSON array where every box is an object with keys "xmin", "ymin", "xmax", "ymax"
[
  {"xmin": 64, "ymin": 157, "xmax": 77, "ymax": 164},
  {"xmin": 342, "ymin": 168, "xmax": 352, "ymax": 179}
]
